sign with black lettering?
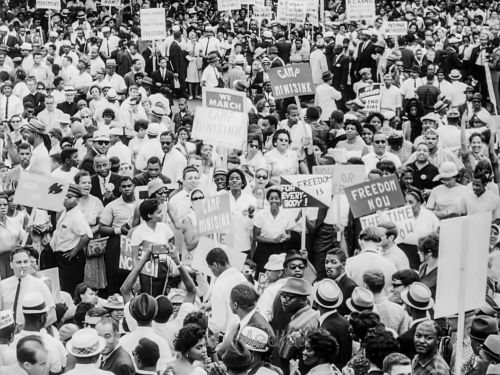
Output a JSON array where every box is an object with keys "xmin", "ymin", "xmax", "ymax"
[
  {"xmin": 313, "ymin": 165, "xmax": 365, "ymax": 195},
  {"xmin": 203, "ymin": 88, "xmax": 246, "ymax": 113},
  {"xmin": 119, "ymin": 236, "xmax": 158, "ymax": 277},
  {"xmin": 194, "ymin": 193, "xmax": 231, "ymax": 236},
  {"xmin": 359, "ymin": 205, "xmax": 415, "ymax": 242},
  {"xmin": 346, "ymin": 0, "xmax": 375, "ymax": 23},
  {"xmin": 281, "ymin": 175, "xmax": 332, "ymax": 208},
  {"xmin": 268, "ymin": 64, "xmax": 315, "ymax": 99},
  {"xmin": 344, "ymin": 175, "xmax": 405, "ymax": 218}
]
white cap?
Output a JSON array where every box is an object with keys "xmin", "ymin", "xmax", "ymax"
[{"xmin": 264, "ymin": 253, "xmax": 286, "ymax": 271}]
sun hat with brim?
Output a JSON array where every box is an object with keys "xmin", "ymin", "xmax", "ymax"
[
  {"xmin": 264, "ymin": 253, "xmax": 286, "ymax": 271},
  {"xmin": 109, "ymin": 127, "xmax": 124, "ymax": 136},
  {"xmin": 142, "ymin": 77, "xmax": 153, "ymax": 86},
  {"xmin": 313, "ymin": 279, "xmax": 343, "ymax": 309},
  {"xmin": 66, "ymin": 328, "xmax": 106, "ymax": 358},
  {"xmin": 322, "ymin": 71, "xmax": 333, "ymax": 82},
  {"xmin": 280, "ymin": 278, "xmax": 312, "ymax": 296},
  {"xmin": 213, "ymin": 168, "xmax": 228, "ymax": 177},
  {"xmin": 2, "ymin": 80, "xmax": 13, "ymax": 89},
  {"xmin": 346, "ymin": 287, "xmax": 374, "ymax": 313},
  {"xmin": 147, "ymin": 178, "xmax": 167, "ymax": 197},
  {"xmin": 147, "ymin": 123, "xmax": 160, "ymax": 137},
  {"xmin": 207, "ymin": 54, "xmax": 219, "ymax": 64},
  {"xmin": 167, "ymin": 289, "xmax": 185, "ymax": 304},
  {"xmin": 129, "ymin": 293, "xmax": 158, "ymax": 324},
  {"xmin": 446, "ymin": 108, "xmax": 460, "ymax": 118},
  {"xmin": 471, "ymin": 316, "xmax": 499, "ymax": 341},
  {"xmin": 222, "ymin": 340, "xmax": 254, "ymax": 371},
  {"xmin": 254, "ymin": 47, "xmax": 266, "ymax": 59},
  {"xmin": 449, "ymin": 69, "xmax": 462, "ymax": 80},
  {"xmin": 433, "ymin": 162, "xmax": 459, "ymax": 182},
  {"xmin": 64, "ymin": 85, "xmax": 77, "ymax": 93},
  {"xmin": 284, "ymin": 250, "xmax": 306, "ymax": 266},
  {"xmin": 482, "ymin": 335, "xmax": 500, "ymax": 362},
  {"xmin": 347, "ymin": 98, "xmax": 366, "ymax": 109},
  {"xmin": 239, "ymin": 326, "xmax": 269, "ymax": 353},
  {"xmin": 22, "ymin": 118, "xmax": 47, "ymax": 135},
  {"xmin": 268, "ymin": 46, "xmax": 279, "ymax": 55},
  {"xmin": 234, "ymin": 80, "xmax": 248, "ymax": 92},
  {"xmin": 20, "ymin": 42, "xmax": 32, "ymax": 50},
  {"xmin": 433, "ymin": 100, "xmax": 448, "ymax": 113},
  {"xmin": 22, "ymin": 292, "xmax": 49, "ymax": 314},
  {"xmin": 151, "ymin": 105, "xmax": 166, "ymax": 117},
  {"xmin": 104, "ymin": 293, "xmax": 125, "ymax": 310},
  {"xmin": 106, "ymin": 88, "xmax": 118, "ymax": 100},
  {"xmin": 400, "ymin": 282, "xmax": 434, "ymax": 310},
  {"xmin": 421, "ymin": 112, "xmax": 440, "ymax": 123}
]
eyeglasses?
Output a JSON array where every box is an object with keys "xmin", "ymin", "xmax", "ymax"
[
  {"xmin": 256, "ymin": 174, "xmax": 268, "ymax": 179},
  {"xmin": 96, "ymin": 141, "xmax": 110, "ymax": 145},
  {"xmin": 288, "ymin": 264, "xmax": 305, "ymax": 270},
  {"xmin": 374, "ymin": 140, "xmax": 387, "ymax": 144},
  {"xmin": 81, "ymin": 115, "xmax": 90, "ymax": 118},
  {"xmin": 156, "ymin": 190, "xmax": 168, "ymax": 195},
  {"xmin": 192, "ymin": 196, "xmax": 204, "ymax": 201}
]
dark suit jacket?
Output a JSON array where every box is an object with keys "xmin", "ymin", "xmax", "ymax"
[
  {"xmin": 320, "ymin": 311, "xmax": 352, "ymax": 368},
  {"xmin": 100, "ymin": 346, "xmax": 134, "ymax": 375},
  {"xmin": 23, "ymin": 92, "xmax": 45, "ymax": 115},
  {"xmin": 331, "ymin": 54, "xmax": 350, "ymax": 90},
  {"xmin": 354, "ymin": 41, "xmax": 376, "ymax": 75},
  {"xmin": 397, "ymin": 321, "xmax": 419, "ymax": 359},
  {"xmin": 132, "ymin": 171, "xmax": 171, "ymax": 186},
  {"xmin": 90, "ymin": 172, "xmax": 122, "ymax": 204},
  {"xmin": 79, "ymin": 149, "xmax": 98, "ymax": 175},
  {"xmin": 399, "ymin": 47, "xmax": 417, "ymax": 70},
  {"xmin": 150, "ymin": 68, "xmax": 175, "ymax": 97},
  {"xmin": 169, "ymin": 40, "xmax": 187, "ymax": 80},
  {"xmin": 116, "ymin": 50, "xmax": 133, "ymax": 77},
  {"xmin": 57, "ymin": 101, "xmax": 79, "ymax": 116},
  {"xmin": 337, "ymin": 274, "xmax": 357, "ymax": 317}
]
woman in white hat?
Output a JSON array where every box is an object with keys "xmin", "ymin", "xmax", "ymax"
[
  {"xmin": 427, "ymin": 161, "xmax": 468, "ymax": 219},
  {"xmin": 65, "ymin": 328, "xmax": 109, "ymax": 375}
]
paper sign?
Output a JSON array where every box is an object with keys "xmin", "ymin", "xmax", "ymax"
[
  {"xmin": 202, "ymin": 88, "xmax": 246, "ymax": 113},
  {"xmin": 253, "ymin": 6, "xmax": 272, "ymax": 20},
  {"xmin": 140, "ymin": 8, "xmax": 166, "ymax": 41},
  {"xmin": 14, "ymin": 171, "xmax": 69, "ymax": 212},
  {"xmin": 313, "ymin": 165, "xmax": 365, "ymax": 195},
  {"xmin": 346, "ymin": 0, "xmax": 375, "ymax": 24},
  {"xmin": 191, "ymin": 236, "xmax": 246, "ymax": 276},
  {"xmin": 217, "ymin": 0, "xmax": 241, "ymax": 11},
  {"xmin": 305, "ymin": 0, "xmax": 319, "ymax": 26},
  {"xmin": 241, "ymin": 0, "xmax": 255, "ymax": 4},
  {"xmin": 38, "ymin": 267, "xmax": 60, "ymax": 297},
  {"xmin": 0, "ymin": 310, "xmax": 14, "ymax": 329},
  {"xmin": 192, "ymin": 106, "xmax": 247, "ymax": 149},
  {"xmin": 344, "ymin": 175, "xmax": 405, "ymax": 218},
  {"xmin": 36, "ymin": 0, "xmax": 60, "ymax": 9},
  {"xmin": 358, "ymin": 84, "xmax": 381, "ymax": 113},
  {"xmin": 268, "ymin": 64, "xmax": 315, "ymax": 99},
  {"xmin": 385, "ymin": 21, "xmax": 408, "ymax": 36},
  {"xmin": 281, "ymin": 175, "xmax": 332, "ymax": 208},
  {"xmin": 119, "ymin": 236, "xmax": 158, "ymax": 277},
  {"xmin": 276, "ymin": 0, "xmax": 287, "ymax": 23},
  {"xmin": 194, "ymin": 193, "xmax": 231, "ymax": 236},
  {"xmin": 434, "ymin": 213, "xmax": 490, "ymax": 318},
  {"xmin": 101, "ymin": 0, "xmax": 121, "ymax": 6},
  {"xmin": 286, "ymin": 0, "xmax": 307, "ymax": 23},
  {"xmin": 359, "ymin": 205, "xmax": 415, "ymax": 242},
  {"xmin": 87, "ymin": 237, "xmax": 108, "ymax": 257}
]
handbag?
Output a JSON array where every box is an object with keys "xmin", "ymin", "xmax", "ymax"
[
  {"xmin": 85, "ymin": 237, "xmax": 108, "ymax": 258},
  {"xmin": 174, "ymin": 76, "xmax": 181, "ymax": 89}
]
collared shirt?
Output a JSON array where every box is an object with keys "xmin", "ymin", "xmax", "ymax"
[
  {"xmin": 380, "ymin": 85, "xmax": 402, "ymax": 110},
  {"xmin": 461, "ymin": 190, "xmax": 500, "ymax": 220},
  {"xmin": 29, "ymin": 142, "xmax": 51, "ymax": 176},
  {"xmin": 362, "ymin": 151, "xmax": 402, "ymax": 175},
  {"xmin": 100, "ymin": 196, "xmax": 138, "ymax": 229},
  {"xmin": 168, "ymin": 189, "xmax": 192, "ymax": 225},
  {"xmin": 0, "ymin": 94, "xmax": 23, "ymax": 121},
  {"xmin": 65, "ymin": 363, "xmax": 114, "ymax": 375},
  {"xmin": 0, "ymin": 217, "xmax": 25, "ymax": 254},
  {"xmin": 379, "ymin": 244, "xmax": 410, "ymax": 270},
  {"xmin": 161, "ymin": 147, "xmax": 187, "ymax": 184},
  {"xmin": 50, "ymin": 206, "xmax": 93, "ymax": 252},
  {"xmin": 0, "ymin": 274, "xmax": 55, "ymax": 325},
  {"xmin": 345, "ymin": 248, "xmax": 397, "ymax": 290},
  {"xmin": 314, "ymin": 83, "xmax": 342, "ymax": 121},
  {"xmin": 412, "ymin": 352, "xmax": 450, "ymax": 375}
]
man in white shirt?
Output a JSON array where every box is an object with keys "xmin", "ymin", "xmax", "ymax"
[
  {"xmin": 314, "ymin": 71, "xmax": 342, "ymax": 122},
  {"xmin": 51, "ymin": 148, "xmax": 80, "ymax": 183},
  {"xmin": 204, "ymin": 248, "xmax": 247, "ymax": 335},
  {"xmin": 278, "ymin": 104, "xmax": 312, "ymax": 159},
  {"xmin": 376, "ymin": 221, "xmax": 410, "ymax": 271},
  {"xmin": 309, "ymin": 39, "xmax": 328, "ymax": 86},
  {"xmin": 37, "ymin": 95, "xmax": 65, "ymax": 130},
  {"xmin": 167, "ymin": 166, "xmax": 199, "ymax": 229},
  {"xmin": 108, "ymin": 127, "xmax": 132, "ymax": 166},
  {"xmin": 362, "ymin": 132, "xmax": 402, "ymax": 174},
  {"xmin": 21, "ymin": 118, "xmax": 51, "ymax": 176},
  {"xmin": 103, "ymin": 59, "xmax": 127, "ymax": 96},
  {"xmin": 345, "ymin": 227, "xmax": 397, "ymax": 290},
  {"xmin": 0, "ymin": 80, "xmax": 23, "ymax": 122},
  {"xmin": 89, "ymin": 46, "xmax": 106, "ymax": 77},
  {"xmin": 380, "ymin": 73, "xmax": 402, "ymax": 117},
  {"xmin": 99, "ymin": 27, "xmax": 120, "ymax": 59},
  {"xmin": 400, "ymin": 66, "xmax": 423, "ymax": 102},
  {"xmin": 65, "ymin": 328, "xmax": 114, "ymax": 375},
  {"xmin": 159, "ymin": 131, "xmax": 187, "ymax": 184}
]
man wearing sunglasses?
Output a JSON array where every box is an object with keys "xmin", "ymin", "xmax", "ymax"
[
  {"xmin": 79, "ymin": 129, "xmax": 111, "ymax": 175},
  {"xmin": 361, "ymin": 132, "xmax": 402, "ymax": 175}
]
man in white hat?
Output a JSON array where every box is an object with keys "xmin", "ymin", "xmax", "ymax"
[
  {"xmin": 314, "ymin": 279, "xmax": 352, "ymax": 368},
  {"xmin": 256, "ymin": 253, "xmax": 286, "ymax": 322},
  {"xmin": 66, "ymin": 328, "xmax": 112, "ymax": 375},
  {"xmin": 10, "ymin": 292, "xmax": 67, "ymax": 374}
]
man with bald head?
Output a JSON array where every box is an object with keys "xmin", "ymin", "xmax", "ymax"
[
  {"xmin": 90, "ymin": 155, "xmax": 122, "ymax": 203},
  {"xmin": 412, "ymin": 320, "xmax": 450, "ymax": 374}
]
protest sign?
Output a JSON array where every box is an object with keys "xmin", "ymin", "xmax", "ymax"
[
  {"xmin": 202, "ymin": 88, "xmax": 246, "ymax": 113},
  {"xmin": 38, "ymin": 268, "xmax": 60, "ymax": 296},
  {"xmin": 0, "ymin": 311, "xmax": 13, "ymax": 330},
  {"xmin": 344, "ymin": 175, "xmax": 405, "ymax": 218},
  {"xmin": 253, "ymin": 6, "xmax": 273, "ymax": 20},
  {"xmin": 434, "ymin": 212, "xmax": 490, "ymax": 318},
  {"xmin": 268, "ymin": 64, "xmax": 315, "ymax": 99},
  {"xmin": 14, "ymin": 171, "xmax": 69, "ymax": 212},
  {"xmin": 194, "ymin": 193, "xmax": 231, "ymax": 236},
  {"xmin": 140, "ymin": 8, "xmax": 166, "ymax": 41},
  {"xmin": 36, "ymin": 0, "xmax": 60, "ymax": 9},
  {"xmin": 119, "ymin": 236, "xmax": 158, "ymax": 277},
  {"xmin": 276, "ymin": 0, "xmax": 287, "ymax": 23},
  {"xmin": 86, "ymin": 237, "xmax": 109, "ymax": 257},
  {"xmin": 101, "ymin": 0, "xmax": 121, "ymax": 6},
  {"xmin": 192, "ymin": 106, "xmax": 247, "ymax": 149},
  {"xmin": 217, "ymin": 0, "xmax": 241, "ymax": 11},
  {"xmin": 240, "ymin": 0, "xmax": 255, "ymax": 4},
  {"xmin": 385, "ymin": 21, "xmax": 408, "ymax": 36},
  {"xmin": 358, "ymin": 84, "xmax": 381, "ymax": 113},
  {"xmin": 359, "ymin": 205, "xmax": 415, "ymax": 242},
  {"xmin": 191, "ymin": 237, "xmax": 246, "ymax": 276},
  {"xmin": 286, "ymin": 0, "xmax": 307, "ymax": 23},
  {"xmin": 281, "ymin": 175, "xmax": 332, "ymax": 208},
  {"xmin": 305, "ymin": 0, "xmax": 319, "ymax": 26},
  {"xmin": 313, "ymin": 165, "xmax": 365, "ymax": 195},
  {"xmin": 346, "ymin": 0, "xmax": 375, "ymax": 23}
]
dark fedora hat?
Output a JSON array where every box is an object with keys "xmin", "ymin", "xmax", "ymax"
[
  {"xmin": 471, "ymin": 316, "xmax": 499, "ymax": 342},
  {"xmin": 129, "ymin": 293, "xmax": 158, "ymax": 324}
]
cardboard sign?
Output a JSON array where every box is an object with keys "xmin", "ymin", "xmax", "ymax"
[
  {"xmin": 202, "ymin": 88, "xmax": 246, "ymax": 113},
  {"xmin": 192, "ymin": 106, "xmax": 247, "ymax": 149},
  {"xmin": 268, "ymin": 64, "xmax": 315, "ymax": 99},
  {"xmin": 286, "ymin": 0, "xmax": 307, "ymax": 23},
  {"xmin": 119, "ymin": 236, "xmax": 158, "ymax": 277},
  {"xmin": 36, "ymin": 0, "xmax": 60, "ymax": 9},
  {"xmin": 14, "ymin": 171, "xmax": 69, "ymax": 212},
  {"xmin": 191, "ymin": 236, "xmax": 246, "ymax": 276},
  {"xmin": 305, "ymin": 0, "xmax": 319, "ymax": 26},
  {"xmin": 313, "ymin": 165, "xmax": 365, "ymax": 195},
  {"xmin": 346, "ymin": 0, "xmax": 375, "ymax": 23},
  {"xmin": 140, "ymin": 8, "xmax": 166, "ymax": 41},
  {"xmin": 344, "ymin": 175, "xmax": 405, "ymax": 218},
  {"xmin": 194, "ymin": 193, "xmax": 231, "ymax": 236},
  {"xmin": 385, "ymin": 21, "xmax": 408, "ymax": 36},
  {"xmin": 358, "ymin": 84, "xmax": 381, "ymax": 113},
  {"xmin": 217, "ymin": 0, "xmax": 241, "ymax": 11},
  {"xmin": 253, "ymin": 5, "xmax": 272, "ymax": 20},
  {"xmin": 87, "ymin": 237, "xmax": 108, "ymax": 257},
  {"xmin": 38, "ymin": 268, "xmax": 60, "ymax": 296},
  {"xmin": 281, "ymin": 175, "xmax": 332, "ymax": 208},
  {"xmin": 434, "ymin": 213, "xmax": 490, "ymax": 318},
  {"xmin": 0, "ymin": 310, "xmax": 14, "ymax": 329},
  {"xmin": 101, "ymin": 0, "xmax": 121, "ymax": 6},
  {"xmin": 359, "ymin": 205, "xmax": 415, "ymax": 242},
  {"xmin": 276, "ymin": 0, "xmax": 287, "ymax": 23}
]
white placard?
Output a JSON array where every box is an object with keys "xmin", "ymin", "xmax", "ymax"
[
  {"xmin": 217, "ymin": 0, "xmax": 241, "ymax": 11},
  {"xmin": 140, "ymin": 8, "xmax": 166, "ymax": 41},
  {"xmin": 36, "ymin": 0, "xmax": 60, "ymax": 9},
  {"xmin": 359, "ymin": 205, "xmax": 415, "ymax": 242},
  {"xmin": 384, "ymin": 21, "xmax": 408, "ymax": 36},
  {"xmin": 346, "ymin": 0, "xmax": 375, "ymax": 24}
]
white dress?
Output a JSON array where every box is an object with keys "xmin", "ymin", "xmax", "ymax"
[{"xmin": 186, "ymin": 40, "xmax": 201, "ymax": 83}]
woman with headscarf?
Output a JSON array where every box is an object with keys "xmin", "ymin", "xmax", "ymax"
[{"xmin": 402, "ymin": 99, "xmax": 424, "ymax": 142}]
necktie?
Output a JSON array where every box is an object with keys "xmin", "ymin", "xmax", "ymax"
[
  {"xmin": 106, "ymin": 38, "xmax": 110, "ymax": 56},
  {"xmin": 5, "ymin": 96, "xmax": 9, "ymax": 120},
  {"xmin": 12, "ymin": 278, "xmax": 21, "ymax": 323},
  {"xmin": 162, "ymin": 152, "xmax": 167, "ymax": 166}
]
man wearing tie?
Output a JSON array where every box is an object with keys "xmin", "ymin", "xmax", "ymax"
[
  {"xmin": 151, "ymin": 56, "xmax": 175, "ymax": 98},
  {"xmin": 0, "ymin": 80, "xmax": 23, "ymax": 122},
  {"xmin": 0, "ymin": 247, "xmax": 56, "ymax": 327}
]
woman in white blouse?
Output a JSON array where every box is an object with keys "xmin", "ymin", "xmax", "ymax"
[
  {"xmin": 252, "ymin": 187, "xmax": 295, "ymax": 275},
  {"xmin": 264, "ymin": 129, "xmax": 299, "ymax": 185}
]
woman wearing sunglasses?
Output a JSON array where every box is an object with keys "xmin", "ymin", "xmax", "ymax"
[
  {"xmin": 240, "ymin": 134, "xmax": 266, "ymax": 177},
  {"xmin": 264, "ymin": 129, "xmax": 299, "ymax": 186}
]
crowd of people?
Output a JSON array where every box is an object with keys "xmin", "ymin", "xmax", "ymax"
[{"xmin": 2, "ymin": 0, "xmax": 500, "ymax": 374}]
